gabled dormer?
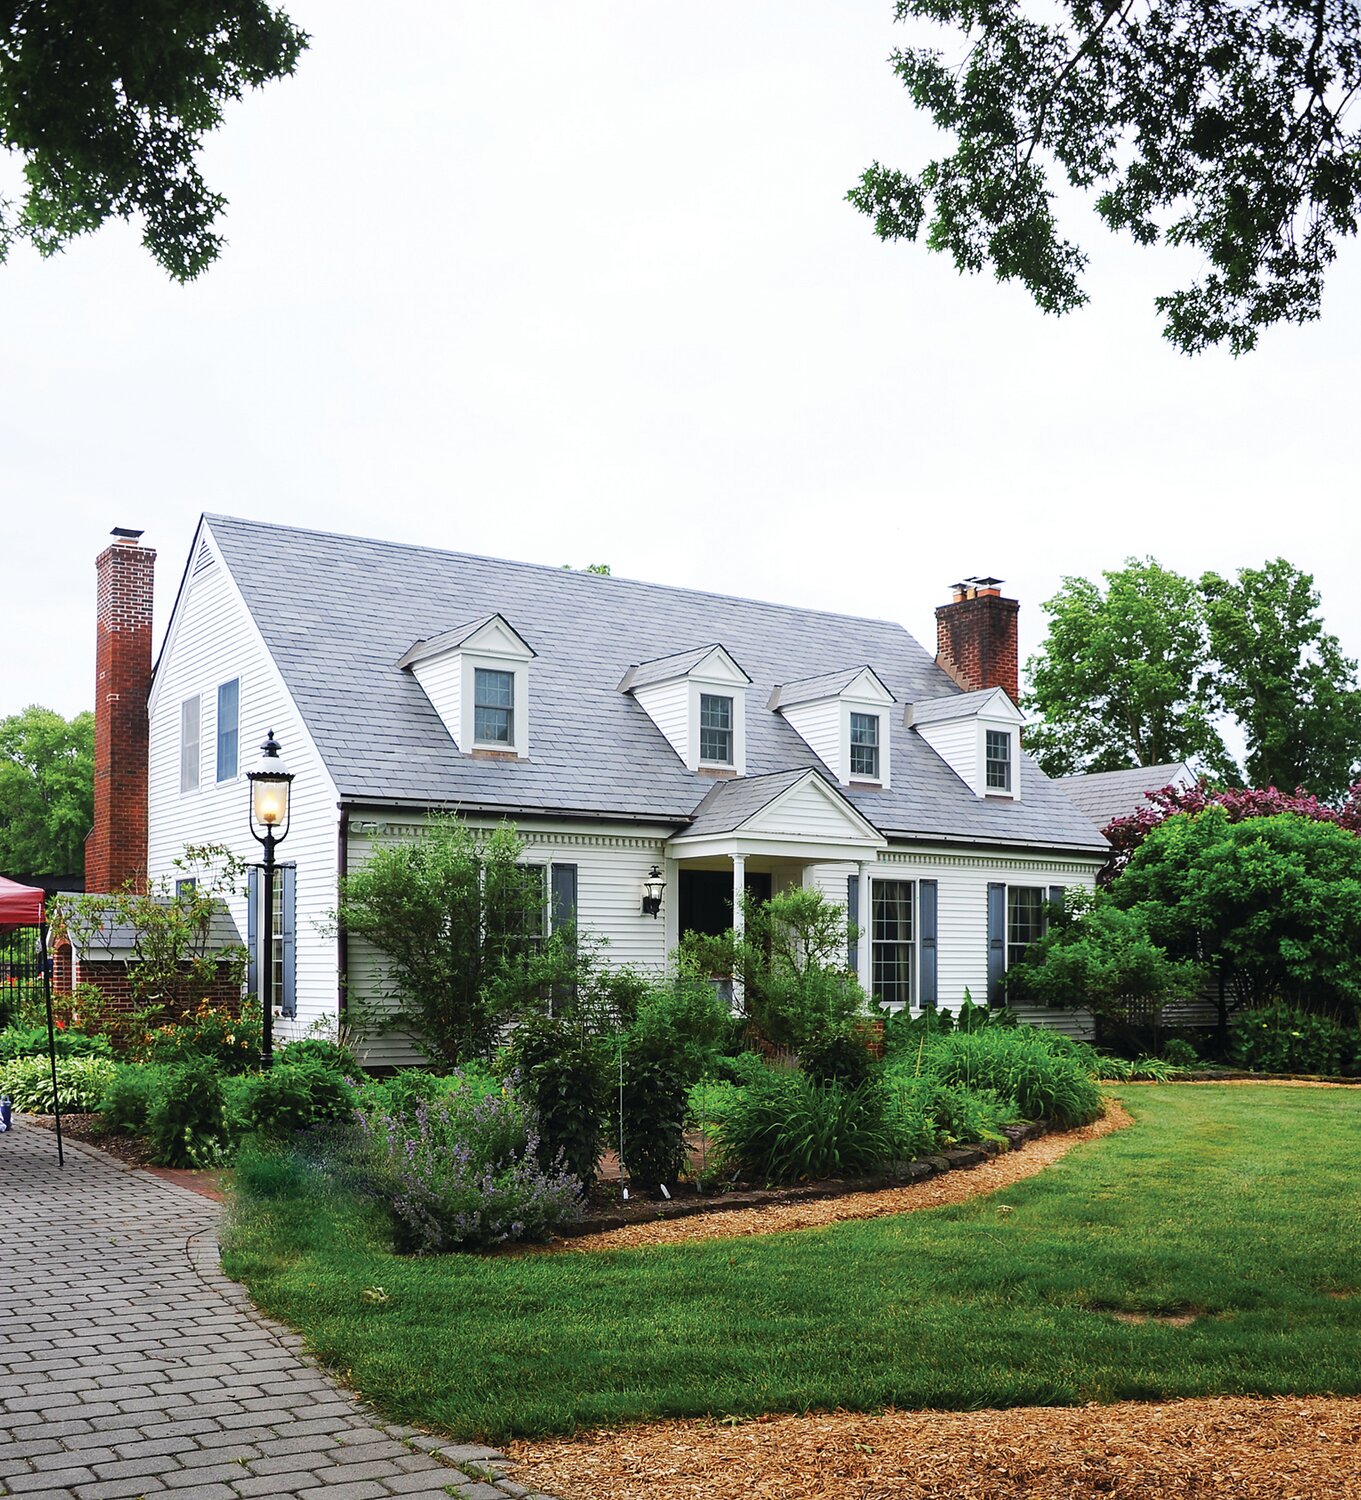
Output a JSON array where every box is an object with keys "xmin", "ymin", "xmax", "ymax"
[
  {"xmin": 907, "ymin": 687, "xmax": 1023, "ymax": 800},
  {"xmin": 397, "ymin": 614, "xmax": 536, "ymax": 758},
  {"xmin": 619, "ymin": 644, "xmax": 750, "ymax": 774},
  {"xmin": 769, "ymin": 666, "xmax": 896, "ymax": 789}
]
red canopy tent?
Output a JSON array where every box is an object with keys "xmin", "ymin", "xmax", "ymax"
[{"xmin": 0, "ymin": 876, "xmax": 63, "ymax": 1163}]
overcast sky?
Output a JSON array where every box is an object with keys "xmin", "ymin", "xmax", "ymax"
[{"xmin": 2, "ymin": 1, "xmax": 1358, "ymax": 727}]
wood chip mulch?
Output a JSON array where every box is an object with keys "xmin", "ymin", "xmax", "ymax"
[
  {"xmin": 508, "ymin": 1396, "xmax": 1361, "ymax": 1499},
  {"xmin": 552, "ymin": 1100, "xmax": 1133, "ymax": 1253}
]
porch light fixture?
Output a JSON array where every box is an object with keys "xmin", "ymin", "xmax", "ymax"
[
  {"xmin": 641, "ymin": 865, "xmax": 666, "ymax": 918},
  {"xmin": 247, "ymin": 729, "xmax": 294, "ymax": 1068}
]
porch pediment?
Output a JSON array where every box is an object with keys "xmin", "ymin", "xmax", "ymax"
[{"xmin": 668, "ymin": 767, "xmax": 886, "ymax": 862}]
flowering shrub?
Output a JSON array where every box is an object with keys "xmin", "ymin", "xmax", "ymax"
[
  {"xmin": 356, "ymin": 1079, "xmax": 582, "ymax": 1252},
  {"xmin": 138, "ymin": 999, "xmax": 261, "ymax": 1074}
]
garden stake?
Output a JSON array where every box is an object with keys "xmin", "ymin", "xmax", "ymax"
[{"xmin": 618, "ymin": 1043, "xmax": 628, "ymax": 1201}]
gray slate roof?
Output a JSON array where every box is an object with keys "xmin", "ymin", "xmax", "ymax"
[
  {"xmin": 70, "ymin": 901, "xmax": 243, "ymax": 957},
  {"xmin": 908, "ymin": 687, "xmax": 1012, "ymax": 725},
  {"xmin": 1058, "ymin": 762, "xmax": 1194, "ymax": 833},
  {"xmin": 684, "ymin": 769, "xmax": 819, "ymax": 838},
  {"xmin": 618, "ymin": 643, "xmax": 748, "ymax": 692},
  {"xmin": 203, "ymin": 514, "xmax": 1109, "ymax": 853},
  {"xmin": 396, "ymin": 615, "xmax": 534, "ymax": 670},
  {"xmin": 769, "ymin": 666, "xmax": 891, "ymax": 711}
]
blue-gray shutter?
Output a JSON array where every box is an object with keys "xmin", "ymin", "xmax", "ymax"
[
  {"xmin": 1048, "ymin": 885, "xmax": 1066, "ymax": 923},
  {"xmin": 551, "ymin": 864, "xmax": 578, "ymax": 933},
  {"xmin": 280, "ymin": 864, "xmax": 297, "ymax": 1019},
  {"xmin": 246, "ymin": 865, "xmax": 259, "ymax": 1003},
  {"xmin": 986, "ymin": 882, "xmax": 1007, "ymax": 1006},
  {"xmin": 846, "ymin": 875, "xmax": 859, "ymax": 974},
  {"xmin": 918, "ymin": 879, "xmax": 938, "ymax": 1008}
]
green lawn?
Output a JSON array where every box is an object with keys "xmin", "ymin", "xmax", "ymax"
[{"xmin": 221, "ymin": 1084, "xmax": 1361, "ymax": 1443}]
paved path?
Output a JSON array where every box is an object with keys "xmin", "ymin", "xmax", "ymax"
[{"xmin": 0, "ymin": 1120, "xmax": 558, "ymax": 1500}]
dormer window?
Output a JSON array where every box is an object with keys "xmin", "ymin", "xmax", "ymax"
[
  {"xmin": 699, "ymin": 693, "xmax": 734, "ymax": 765},
  {"xmin": 398, "ymin": 614, "xmax": 535, "ymax": 759},
  {"xmin": 850, "ymin": 713, "xmax": 880, "ymax": 780},
  {"xmin": 985, "ymin": 729, "xmax": 1012, "ymax": 792}
]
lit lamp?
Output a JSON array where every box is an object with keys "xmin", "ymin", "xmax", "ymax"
[
  {"xmin": 247, "ymin": 730, "xmax": 294, "ymax": 1069},
  {"xmin": 641, "ymin": 865, "xmax": 666, "ymax": 919}
]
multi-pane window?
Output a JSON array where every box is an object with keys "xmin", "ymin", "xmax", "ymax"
[
  {"xmin": 850, "ymin": 712, "xmax": 880, "ymax": 779},
  {"xmin": 474, "ymin": 667, "xmax": 515, "ymax": 745},
  {"xmin": 216, "ymin": 679, "xmax": 239, "ymax": 782},
  {"xmin": 871, "ymin": 879, "xmax": 914, "ymax": 1008},
  {"xmin": 1007, "ymin": 886, "xmax": 1046, "ymax": 970},
  {"xmin": 699, "ymin": 693, "xmax": 734, "ymax": 764},
  {"xmin": 985, "ymin": 729, "xmax": 1012, "ymax": 791},
  {"xmin": 271, "ymin": 875, "xmax": 286, "ymax": 1005},
  {"xmin": 180, "ymin": 696, "xmax": 200, "ymax": 793}
]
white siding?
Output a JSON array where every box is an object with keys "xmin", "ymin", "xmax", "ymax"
[
  {"xmin": 410, "ymin": 652, "xmax": 462, "ymax": 746},
  {"xmin": 782, "ymin": 700, "xmax": 839, "ymax": 777},
  {"xmin": 147, "ymin": 533, "xmax": 342, "ymax": 1043},
  {"xmin": 633, "ymin": 679, "xmax": 690, "ymax": 765},
  {"xmin": 344, "ymin": 815, "xmax": 673, "ymax": 1066},
  {"xmin": 751, "ymin": 779, "xmax": 873, "ymax": 842},
  {"xmin": 916, "ymin": 719, "xmax": 979, "ymax": 794}
]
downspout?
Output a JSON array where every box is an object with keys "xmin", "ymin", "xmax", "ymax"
[{"xmin": 337, "ymin": 804, "xmax": 350, "ymax": 1027}]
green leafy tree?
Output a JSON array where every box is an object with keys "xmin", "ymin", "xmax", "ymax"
[
  {"xmin": 336, "ymin": 817, "xmax": 563, "ymax": 1065},
  {"xmin": 1201, "ymin": 559, "xmax": 1361, "ymax": 798},
  {"xmin": 1112, "ymin": 808, "xmax": 1361, "ymax": 1038},
  {"xmin": 0, "ymin": 705, "xmax": 94, "ymax": 874},
  {"xmin": 0, "ymin": 2, "xmax": 308, "ymax": 280},
  {"xmin": 851, "ymin": 2, "xmax": 1361, "ymax": 354},
  {"xmin": 1023, "ymin": 559, "xmax": 1234, "ymax": 778}
]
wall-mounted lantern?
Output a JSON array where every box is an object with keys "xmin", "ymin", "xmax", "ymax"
[{"xmin": 641, "ymin": 865, "xmax": 666, "ymax": 919}]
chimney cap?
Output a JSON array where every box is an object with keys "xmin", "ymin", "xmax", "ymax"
[
  {"xmin": 110, "ymin": 526, "xmax": 145, "ymax": 543},
  {"xmin": 966, "ymin": 575, "xmax": 1004, "ymax": 589}
]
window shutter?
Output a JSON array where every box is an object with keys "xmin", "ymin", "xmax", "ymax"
[
  {"xmin": 551, "ymin": 864, "xmax": 579, "ymax": 933},
  {"xmin": 246, "ymin": 865, "xmax": 259, "ymax": 1003},
  {"xmin": 846, "ymin": 875, "xmax": 859, "ymax": 973},
  {"xmin": 918, "ymin": 879, "xmax": 938, "ymax": 1009},
  {"xmin": 280, "ymin": 864, "xmax": 297, "ymax": 1019},
  {"xmin": 1048, "ymin": 884, "xmax": 1066, "ymax": 920},
  {"xmin": 986, "ymin": 882, "xmax": 1006, "ymax": 1006}
]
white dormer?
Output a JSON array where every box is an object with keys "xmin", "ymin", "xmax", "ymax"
[
  {"xmin": 619, "ymin": 644, "xmax": 751, "ymax": 774},
  {"xmin": 907, "ymin": 687, "xmax": 1023, "ymax": 799},
  {"xmin": 397, "ymin": 614, "xmax": 536, "ymax": 758},
  {"xmin": 770, "ymin": 667, "xmax": 896, "ymax": 789}
]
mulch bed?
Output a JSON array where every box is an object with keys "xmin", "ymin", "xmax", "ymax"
[{"xmin": 507, "ymin": 1397, "xmax": 1361, "ymax": 1499}]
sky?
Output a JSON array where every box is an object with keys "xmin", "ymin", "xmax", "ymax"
[{"xmin": 2, "ymin": 1, "xmax": 1358, "ymax": 725}]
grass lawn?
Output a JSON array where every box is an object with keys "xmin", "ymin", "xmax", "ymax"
[{"xmin": 221, "ymin": 1084, "xmax": 1361, "ymax": 1443}]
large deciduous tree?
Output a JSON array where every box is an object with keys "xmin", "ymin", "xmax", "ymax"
[
  {"xmin": 0, "ymin": 704, "xmax": 93, "ymax": 875},
  {"xmin": 0, "ymin": 2, "xmax": 307, "ymax": 280},
  {"xmin": 1201, "ymin": 558, "xmax": 1361, "ymax": 799},
  {"xmin": 1022, "ymin": 559, "xmax": 1234, "ymax": 779},
  {"xmin": 851, "ymin": 2, "xmax": 1361, "ymax": 354}
]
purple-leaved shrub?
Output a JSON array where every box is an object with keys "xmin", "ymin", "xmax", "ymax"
[{"xmin": 356, "ymin": 1080, "xmax": 582, "ymax": 1253}]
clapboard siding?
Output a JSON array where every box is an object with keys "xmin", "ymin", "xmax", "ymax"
[
  {"xmin": 147, "ymin": 527, "xmax": 341, "ymax": 1043},
  {"xmin": 782, "ymin": 700, "xmax": 839, "ymax": 778},
  {"xmin": 916, "ymin": 718, "xmax": 979, "ymax": 794},
  {"xmin": 632, "ymin": 680, "xmax": 690, "ymax": 766},
  {"xmin": 409, "ymin": 652, "xmax": 462, "ymax": 747}
]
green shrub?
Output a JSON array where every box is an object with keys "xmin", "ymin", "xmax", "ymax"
[
  {"xmin": 1230, "ymin": 1004, "xmax": 1356, "ymax": 1075},
  {"xmin": 1095, "ymin": 1054, "xmax": 1183, "ymax": 1081},
  {"xmin": 511, "ymin": 1012, "xmax": 612, "ymax": 1193},
  {"xmin": 923, "ymin": 1028, "xmax": 1103, "ymax": 1128},
  {"xmin": 278, "ymin": 1037, "xmax": 363, "ymax": 1075},
  {"xmin": 99, "ymin": 1064, "xmax": 172, "ymax": 1134},
  {"xmin": 714, "ymin": 1068, "xmax": 896, "ymax": 1185},
  {"xmin": 138, "ymin": 1000, "xmax": 261, "ymax": 1074},
  {"xmin": 800, "ymin": 1022, "xmax": 880, "ymax": 1088},
  {"xmin": 1162, "ymin": 1037, "xmax": 1200, "ymax": 1066},
  {"xmin": 0, "ymin": 1053, "xmax": 117, "ymax": 1113},
  {"xmin": 880, "ymin": 1004, "xmax": 954, "ymax": 1056},
  {"xmin": 619, "ymin": 1042, "xmax": 689, "ymax": 1192},
  {"xmin": 886, "ymin": 1075, "xmax": 1017, "ymax": 1153},
  {"xmin": 359, "ymin": 1066, "xmax": 500, "ymax": 1123},
  {"xmin": 146, "ymin": 1059, "xmax": 231, "ymax": 1166},
  {"xmin": 0, "ymin": 1026, "xmax": 113, "ymax": 1062},
  {"xmin": 235, "ymin": 1062, "xmax": 357, "ymax": 1140}
]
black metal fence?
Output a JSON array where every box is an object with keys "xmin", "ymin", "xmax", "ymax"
[{"xmin": 0, "ymin": 926, "xmax": 43, "ymax": 1028}]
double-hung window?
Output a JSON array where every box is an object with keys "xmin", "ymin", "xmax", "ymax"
[
  {"xmin": 699, "ymin": 693, "xmax": 734, "ymax": 764},
  {"xmin": 180, "ymin": 697, "xmax": 200, "ymax": 793},
  {"xmin": 985, "ymin": 729, "xmax": 1012, "ymax": 792},
  {"xmin": 216, "ymin": 679, "xmax": 239, "ymax": 782},
  {"xmin": 474, "ymin": 667, "xmax": 515, "ymax": 745},
  {"xmin": 871, "ymin": 879, "xmax": 914, "ymax": 1008},
  {"xmin": 1006, "ymin": 886, "xmax": 1046, "ymax": 970},
  {"xmin": 850, "ymin": 712, "xmax": 880, "ymax": 779}
]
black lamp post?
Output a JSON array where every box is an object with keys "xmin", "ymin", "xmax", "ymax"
[{"xmin": 248, "ymin": 729, "xmax": 294, "ymax": 1069}]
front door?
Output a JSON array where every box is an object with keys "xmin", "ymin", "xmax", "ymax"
[{"xmin": 678, "ymin": 869, "xmax": 772, "ymax": 939}]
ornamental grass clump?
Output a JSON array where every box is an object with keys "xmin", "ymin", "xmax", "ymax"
[
  {"xmin": 923, "ymin": 1028, "xmax": 1103, "ymax": 1129},
  {"xmin": 356, "ymin": 1081, "xmax": 582, "ymax": 1253}
]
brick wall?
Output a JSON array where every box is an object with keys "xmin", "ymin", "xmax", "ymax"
[
  {"xmin": 935, "ymin": 589, "xmax": 1020, "ymax": 703},
  {"xmin": 87, "ymin": 539, "xmax": 156, "ymax": 894},
  {"xmin": 68, "ymin": 960, "xmax": 243, "ymax": 1020}
]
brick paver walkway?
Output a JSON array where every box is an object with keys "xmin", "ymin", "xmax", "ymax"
[{"xmin": 0, "ymin": 1120, "xmax": 558, "ymax": 1500}]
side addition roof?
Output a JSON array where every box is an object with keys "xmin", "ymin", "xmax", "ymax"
[{"xmin": 1059, "ymin": 762, "xmax": 1195, "ymax": 832}]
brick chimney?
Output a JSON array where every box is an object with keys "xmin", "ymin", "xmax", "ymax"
[
  {"xmin": 86, "ymin": 528, "xmax": 156, "ymax": 893},
  {"xmin": 935, "ymin": 576, "xmax": 1019, "ymax": 704}
]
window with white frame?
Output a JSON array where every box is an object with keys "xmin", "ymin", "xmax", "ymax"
[
  {"xmin": 699, "ymin": 693, "xmax": 734, "ymax": 764},
  {"xmin": 850, "ymin": 712, "xmax": 880, "ymax": 779},
  {"xmin": 180, "ymin": 696, "xmax": 200, "ymax": 793},
  {"xmin": 871, "ymin": 879, "xmax": 914, "ymax": 1007},
  {"xmin": 216, "ymin": 679, "xmax": 239, "ymax": 782},
  {"xmin": 1006, "ymin": 886, "xmax": 1046, "ymax": 969},
  {"xmin": 985, "ymin": 729, "xmax": 1012, "ymax": 791},
  {"xmin": 474, "ymin": 667, "xmax": 515, "ymax": 745}
]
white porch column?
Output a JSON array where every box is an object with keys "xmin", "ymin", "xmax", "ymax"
[
  {"xmin": 857, "ymin": 862, "xmax": 873, "ymax": 996},
  {"xmin": 732, "ymin": 853, "xmax": 746, "ymax": 1004}
]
